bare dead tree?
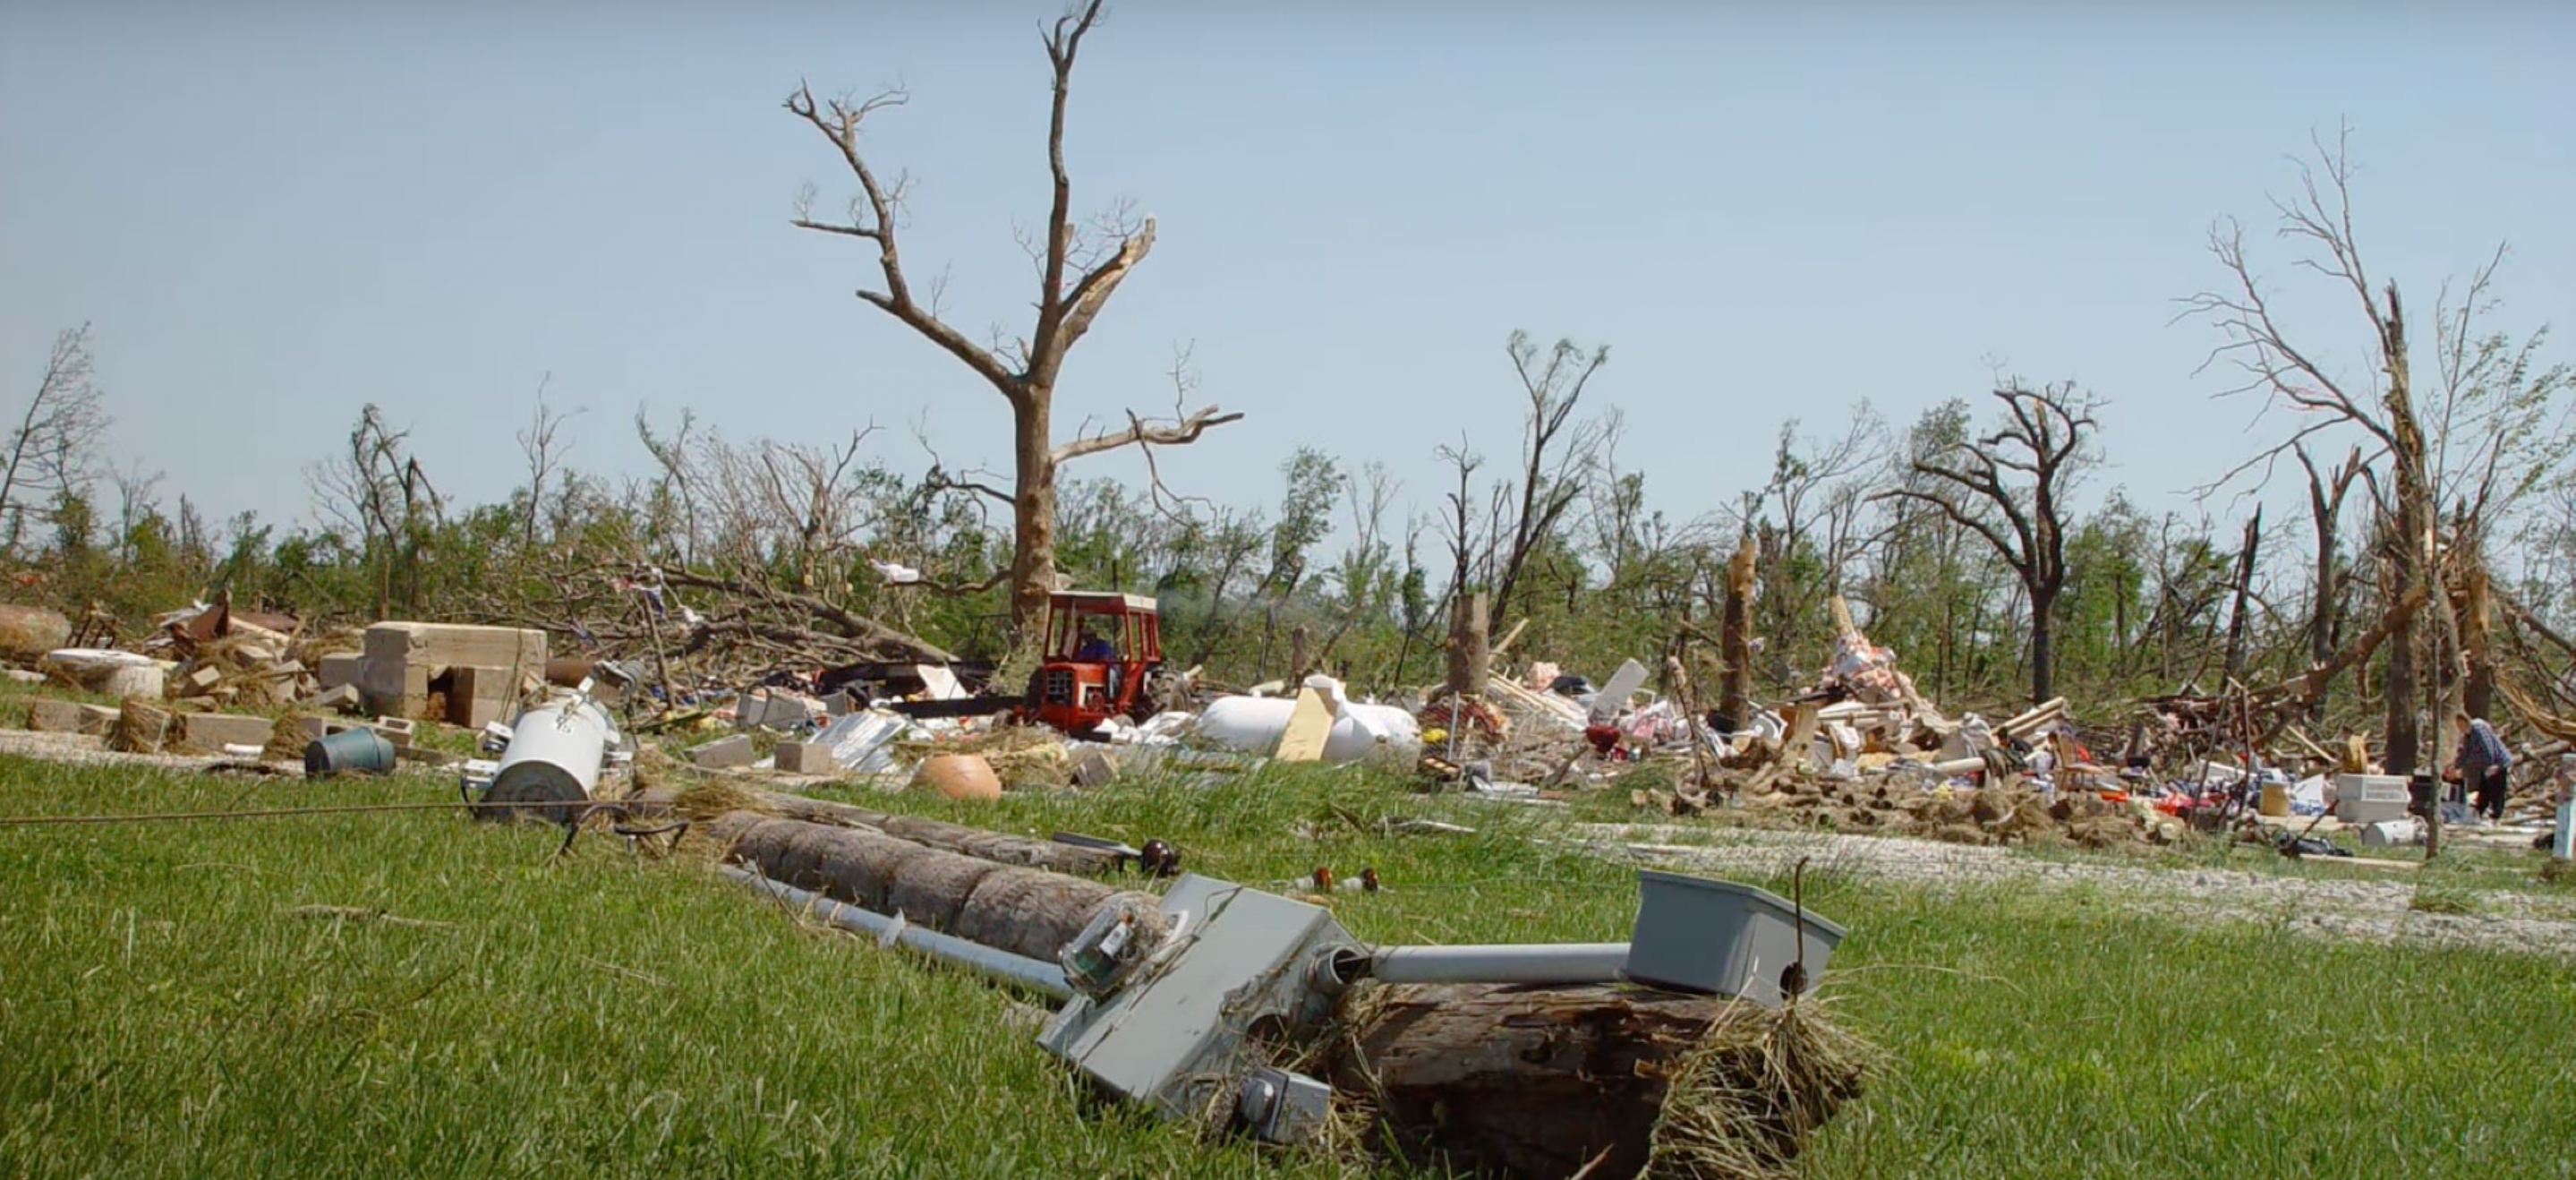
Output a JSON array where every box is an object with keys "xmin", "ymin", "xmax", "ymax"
[
  {"xmin": 4, "ymin": 323, "xmax": 114, "ymax": 555},
  {"xmin": 107, "ymin": 461, "xmax": 164, "ymax": 562},
  {"xmin": 516, "ymin": 373, "xmax": 583, "ymax": 550},
  {"xmin": 307, "ymin": 405, "xmax": 444, "ymax": 620},
  {"xmin": 1872, "ymin": 380, "xmax": 2103, "ymax": 705},
  {"xmin": 1735, "ymin": 406, "xmax": 1885, "ymax": 686},
  {"xmin": 1492, "ymin": 331, "xmax": 1609, "ymax": 617},
  {"xmin": 1435, "ymin": 435, "xmax": 1486, "ymax": 598},
  {"xmin": 635, "ymin": 407, "xmax": 705, "ymax": 567},
  {"xmin": 786, "ymin": 0, "xmax": 1240, "ymax": 643},
  {"xmin": 2180, "ymin": 125, "xmax": 2567, "ymax": 771}
]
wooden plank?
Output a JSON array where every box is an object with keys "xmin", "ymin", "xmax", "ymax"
[{"xmin": 1275, "ymin": 687, "xmax": 1335, "ymax": 762}]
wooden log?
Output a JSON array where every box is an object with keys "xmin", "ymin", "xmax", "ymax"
[
  {"xmin": 1330, "ymin": 982, "xmax": 1866, "ymax": 1180},
  {"xmin": 712, "ymin": 814, "xmax": 1163, "ymax": 960}
]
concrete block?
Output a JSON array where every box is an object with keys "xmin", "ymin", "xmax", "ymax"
[
  {"xmin": 690, "ymin": 733, "xmax": 756, "ymax": 769},
  {"xmin": 735, "ymin": 688, "xmax": 820, "ymax": 731},
  {"xmin": 317, "ymin": 654, "xmax": 364, "ymax": 690},
  {"xmin": 362, "ymin": 622, "xmax": 548, "ymax": 678},
  {"xmin": 442, "ymin": 666, "xmax": 519, "ymax": 730},
  {"xmin": 27, "ymin": 698, "xmax": 116, "ymax": 735},
  {"xmin": 357, "ymin": 658, "xmax": 433, "ymax": 719},
  {"xmin": 315, "ymin": 683, "xmax": 363, "ymax": 713},
  {"xmin": 100, "ymin": 663, "xmax": 166, "ymax": 700},
  {"xmin": 369, "ymin": 716, "xmax": 417, "ymax": 748},
  {"xmin": 774, "ymin": 741, "xmax": 837, "ymax": 774},
  {"xmin": 178, "ymin": 713, "xmax": 277, "ymax": 752}
]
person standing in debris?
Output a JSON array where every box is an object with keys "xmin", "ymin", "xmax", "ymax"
[{"xmin": 2444, "ymin": 714, "xmax": 2512, "ymax": 822}]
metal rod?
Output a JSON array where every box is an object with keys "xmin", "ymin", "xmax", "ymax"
[
  {"xmin": 719, "ymin": 866, "xmax": 1074, "ymax": 1000},
  {"xmin": 1368, "ymin": 942, "xmax": 1630, "ymax": 985}
]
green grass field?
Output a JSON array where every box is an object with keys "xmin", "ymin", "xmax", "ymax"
[{"xmin": 3, "ymin": 754, "xmax": 2572, "ymax": 1178}]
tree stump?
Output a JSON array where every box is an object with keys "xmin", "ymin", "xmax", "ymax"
[{"xmin": 1329, "ymin": 983, "xmax": 1869, "ymax": 1180}]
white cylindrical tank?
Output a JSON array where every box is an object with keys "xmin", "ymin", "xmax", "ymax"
[
  {"xmin": 1196, "ymin": 682, "xmax": 1421, "ymax": 765},
  {"xmin": 489, "ymin": 695, "xmax": 617, "ymax": 807}
]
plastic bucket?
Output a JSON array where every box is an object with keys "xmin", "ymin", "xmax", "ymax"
[{"xmin": 304, "ymin": 727, "xmax": 397, "ymax": 779}]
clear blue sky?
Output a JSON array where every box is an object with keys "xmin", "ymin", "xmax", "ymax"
[{"xmin": 4, "ymin": 1, "xmax": 2570, "ymax": 541}]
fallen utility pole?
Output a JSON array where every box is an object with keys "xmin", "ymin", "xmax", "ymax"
[
  {"xmin": 707, "ymin": 813, "xmax": 1165, "ymax": 965},
  {"xmin": 710, "ymin": 814, "xmax": 1864, "ymax": 1176},
  {"xmin": 651, "ymin": 786, "xmax": 1125, "ymax": 876}
]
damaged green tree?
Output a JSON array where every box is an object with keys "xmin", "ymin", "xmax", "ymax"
[{"xmin": 786, "ymin": 0, "xmax": 1241, "ymax": 645}]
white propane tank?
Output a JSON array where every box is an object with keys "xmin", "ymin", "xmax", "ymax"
[
  {"xmin": 1195, "ymin": 675, "xmax": 1421, "ymax": 765},
  {"xmin": 488, "ymin": 694, "xmax": 618, "ymax": 808}
]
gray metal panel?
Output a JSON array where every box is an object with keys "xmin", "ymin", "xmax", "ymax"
[{"xmin": 1036, "ymin": 874, "xmax": 1355, "ymax": 1118}]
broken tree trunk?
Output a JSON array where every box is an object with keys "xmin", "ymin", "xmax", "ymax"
[
  {"xmin": 1719, "ymin": 532, "xmax": 1756, "ymax": 729},
  {"xmin": 2223, "ymin": 507, "xmax": 2261, "ymax": 683},
  {"xmin": 1331, "ymin": 982, "xmax": 1868, "ymax": 1180},
  {"xmin": 2461, "ymin": 562, "xmax": 2496, "ymax": 723},
  {"xmin": 2262, "ymin": 579, "xmax": 2431, "ymax": 709},
  {"xmin": 1446, "ymin": 591, "xmax": 1489, "ymax": 700},
  {"xmin": 709, "ymin": 814, "xmax": 1161, "ymax": 962}
]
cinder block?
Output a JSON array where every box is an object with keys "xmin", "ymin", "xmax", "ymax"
[
  {"xmin": 362, "ymin": 623, "xmax": 548, "ymax": 677},
  {"xmin": 774, "ymin": 741, "xmax": 838, "ymax": 774},
  {"xmin": 357, "ymin": 658, "xmax": 432, "ymax": 719},
  {"xmin": 315, "ymin": 684, "xmax": 363, "ymax": 713},
  {"xmin": 442, "ymin": 666, "xmax": 519, "ymax": 729},
  {"xmin": 368, "ymin": 716, "xmax": 417, "ymax": 748},
  {"xmin": 690, "ymin": 733, "xmax": 755, "ymax": 769},
  {"xmin": 317, "ymin": 654, "xmax": 364, "ymax": 690},
  {"xmin": 177, "ymin": 713, "xmax": 277, "ymax": 752},
  {"xmin": 26, "ymin": 698, "xmax": 116, "ymax": 735},
  {"xmin": 736, "ymin": 688, "xmax": 820, "ymax": 731}
]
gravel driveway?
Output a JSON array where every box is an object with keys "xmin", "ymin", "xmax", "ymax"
[{"xmin": 1571, "ymin": 821, "xmax": 2576, "ymax": 961}]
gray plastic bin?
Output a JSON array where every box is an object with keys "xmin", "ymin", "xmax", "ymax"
[{"xmin": 1623, "ymin": 869, "xmax": 1846, "ymax": 1007}]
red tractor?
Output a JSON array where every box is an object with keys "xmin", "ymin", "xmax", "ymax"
[
  {"xmin": 890, "ymin": 590, "xmax": 1164, "ymax": 739},
  {"xmin": 1025, "ymin": 591, "xmax": 1164, "ymax": 736}
]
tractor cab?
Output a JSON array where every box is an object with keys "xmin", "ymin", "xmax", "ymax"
[{"xmin": 1029, "ymin": 591, "xmax": 1163, "ymax": 737}]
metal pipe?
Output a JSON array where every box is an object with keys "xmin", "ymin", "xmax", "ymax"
[
  {"xmin": 721, "ymin": 866, "xmax": 1074, "ymax": 999},
  {"xmin": 1367, "ymin": 942, "xmax": 1631, "ymax": 985}
]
